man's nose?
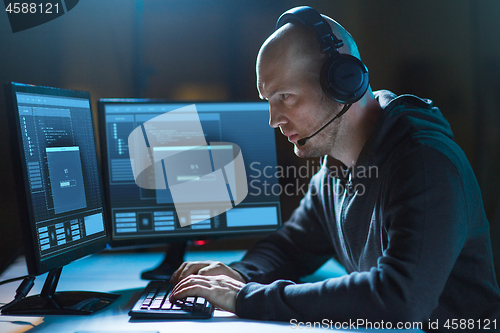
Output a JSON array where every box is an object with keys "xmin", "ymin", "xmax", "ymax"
[{"xmin": 269, "ymin": 103, "xmax": 288, "ymax": 128}]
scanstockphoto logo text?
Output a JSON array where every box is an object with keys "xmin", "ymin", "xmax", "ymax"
[
  {"xmin": 4, "ymin": 0, "xmax": 80, "ymax": 33},
  {"xmin": 248, "ymin": 161, "xmax": 378, "ymax": 197}
]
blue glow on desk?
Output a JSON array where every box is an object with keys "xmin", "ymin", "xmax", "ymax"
[{"xmin": 0, "ymin": 251, "xmax": 422, "ymax": 333}]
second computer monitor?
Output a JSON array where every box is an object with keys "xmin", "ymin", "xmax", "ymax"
[{"xmin": 98, "ymin": 100, "xmax": 281, "ymax": 248}]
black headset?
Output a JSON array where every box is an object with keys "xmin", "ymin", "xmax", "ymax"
[{"xmin": 276, "ymin": 6, "xmax": 369, "ymax": 104}]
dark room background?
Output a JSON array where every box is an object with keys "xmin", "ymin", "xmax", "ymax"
[{"xmin": 1, "ymin": 0, "xmax": 500, "ymax": 281}]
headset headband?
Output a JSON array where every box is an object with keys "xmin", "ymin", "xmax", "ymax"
[{"xmin": 276, "ymin": 6, "xmax": 343, "ymax": 55}]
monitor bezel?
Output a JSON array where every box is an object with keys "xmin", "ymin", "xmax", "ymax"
[
  {"xmin": 97, "ymin": 98, "xmax": 282, "ymax": 249},
  {"xmin": 5, "ymin": 82, "xmax": 109, "ymax": 276}
]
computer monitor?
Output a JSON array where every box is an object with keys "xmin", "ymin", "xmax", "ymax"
[
  {"xmin": 98, "ymin": 99, "xmax": 282, "ymax": 278},
  {"xmin": 2, "ymin": 82, "xmax": 119, "ymax": 315}
]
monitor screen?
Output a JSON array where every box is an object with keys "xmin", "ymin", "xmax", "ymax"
[
  {"xmin": 98, "ymin": 100, "xmax": 282, "ymax": 247},
  {"xmin": 5, "ymin": 83, "xmax": 109, "ymax": 276}
]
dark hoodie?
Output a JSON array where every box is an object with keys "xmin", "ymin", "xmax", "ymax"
[{"xmin": 230, "ymin": 91, "xmax": 500, "ymax": 331}]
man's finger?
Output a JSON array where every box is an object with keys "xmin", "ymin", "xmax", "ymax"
[
  {"xmin": 197, "ymin": 264, "xmax": 220, "ymax": 275},
  {"xmin": 170, "ymin": 283, "xmax": 210, "ymax": 302},
  {"xmin": 170, "ymin": 275, "xmax": 211, "ymax": 298},
  {"xmin": 171, "ymin": 261, "xmax": 211, "ymax": 285},
  {"xmin": 177, "ymin": 262, "xmax": 210, "ymax": 283},
  {"xmin": 170, "ymin": 261, "xmax": 188, "ymax": 284}
]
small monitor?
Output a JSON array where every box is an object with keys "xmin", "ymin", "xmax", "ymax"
[
  {"xmin": 98, "ymin": 100, "xmax": 282, "ymax": 278},
  {"xmin": 2, "ymin": 82, "xmax": 118, "ymax": 315}
]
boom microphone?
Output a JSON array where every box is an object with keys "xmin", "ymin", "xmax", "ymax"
[{"xmin": 297, "ymin": 104, "xmax": 352, "ymax": 146}]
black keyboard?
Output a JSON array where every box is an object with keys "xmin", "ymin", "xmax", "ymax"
[{"xmin": 129, "ymin": 281, "xmax": 214, "ymax": 319}]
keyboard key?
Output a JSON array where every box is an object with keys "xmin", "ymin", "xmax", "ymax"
[
  {"xmin": 150, "ymin": 300, "xmax": 163, "ymax": 309},
  {"xmin": 161, "ymin": 300, "xmax": 172, "ymax": 310}
]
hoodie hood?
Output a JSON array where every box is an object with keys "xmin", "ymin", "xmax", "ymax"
[
  {"xmin": 323, "ymin": 90, "xmax": 454, "ymax": 181},
  {"xmin": 375, "ymin": 89, "xmax": 453, "ymax": 140}
]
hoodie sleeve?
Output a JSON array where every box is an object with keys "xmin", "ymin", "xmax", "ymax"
[
  {"xmin": 230, "ymin": 173, "xmax": 335, "ymax": 284},
  {"xmin": 233, "ymin": 145, "xmax": 470, "ymax": 324}
]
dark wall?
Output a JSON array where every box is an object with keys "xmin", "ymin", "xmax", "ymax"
[{"xmin": 1, "ymin": 0, "xmax": 500, "ymax": 276}]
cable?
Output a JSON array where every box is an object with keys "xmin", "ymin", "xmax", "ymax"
[
  {"xmin": 0, "ymin": 275, "xmax": 35, "ymax": 311},
  {"xmin": 0, "ymin": 275, "xmax": 31, "ymax": 286}
]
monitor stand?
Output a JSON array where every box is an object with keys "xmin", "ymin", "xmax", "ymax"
[
  {"xmin": 141, "ymin": 241, "xmax": 190, "ymax": 280},
  {"xmin": 1, "ymin": 266, "xmax": 119, "ymax": 315}
]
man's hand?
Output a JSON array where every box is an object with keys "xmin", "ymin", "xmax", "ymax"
[
  {"xmin": 169, "ymin": 274, "xmax": 245, "ymax": 313},
  {"xmin": 170, "ymin": 260, "xmax": 245, "ymax": 286}
]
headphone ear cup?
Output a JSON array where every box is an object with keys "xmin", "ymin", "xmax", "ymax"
[{"xmin": 320, "ymin": 54, "xmax": 369, "ymax": 104}]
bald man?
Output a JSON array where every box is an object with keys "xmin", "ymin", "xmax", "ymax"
[{"xmin": 170, "ymin": 7, "xmax": 500, "ymax": 330}]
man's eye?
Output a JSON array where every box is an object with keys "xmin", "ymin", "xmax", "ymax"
[{"xmin": 281, "ymin": 93, "xmax": 290, "ymax": 100}]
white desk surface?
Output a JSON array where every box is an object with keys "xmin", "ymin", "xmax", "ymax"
[{"xmin": 0, "ymin": 250, "xmax": 421, "ymax": 333}]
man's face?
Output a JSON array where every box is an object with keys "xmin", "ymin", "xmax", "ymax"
[{"xmin": 257, "ymin": 50, "xmax": 342, "ymax": 158}]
